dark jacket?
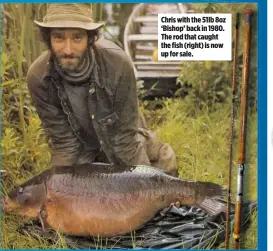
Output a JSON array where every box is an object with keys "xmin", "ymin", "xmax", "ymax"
[{"xmin": 27, "ymin": 38, "xmax": 151, "ymax": 167}]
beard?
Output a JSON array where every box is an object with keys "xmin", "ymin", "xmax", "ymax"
[{"xmin": 53, "ymin": 48, "xmax": 89, "ymax": 73}]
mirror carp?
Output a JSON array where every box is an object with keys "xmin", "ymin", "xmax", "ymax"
[{"xmin": 2, "ymin": 163, "xmax": 226, "ymax": 237}]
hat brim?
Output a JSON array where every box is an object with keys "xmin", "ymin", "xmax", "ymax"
[{"xmin": 34, "ymin": 20, "xmax": 105, "ymax": 30}]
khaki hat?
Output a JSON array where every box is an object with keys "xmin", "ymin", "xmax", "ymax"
[{"xmin": 34, "ymin": 4, "xmax": 105, "ymax": 30}]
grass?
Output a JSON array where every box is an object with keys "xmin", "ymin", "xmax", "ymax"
[
  {"xmin": 151, "ymin": 99, "xmax": 257, "ymax": 201},
  {"xmin": 1, "ymin": 98, "xmax": 257, "ymax": 249}
]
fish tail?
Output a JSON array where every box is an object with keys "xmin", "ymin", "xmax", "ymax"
[
  {"xmin": 195, "ymin": 181, "xmax": 227, "ymax": 197},
  {"xmin": 198, "ymin": 198, "xmax": 227, "ymax": 216},
  {"xmin": 175, "ymin": 180, "xmax": 226, "ymax": 205},
  {"xmin": 193, "ymin": 181, "xmax": 227, "ymax": 215}
]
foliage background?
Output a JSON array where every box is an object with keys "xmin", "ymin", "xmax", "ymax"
[{"xmin": 1, "ymin": 3, "xmax": 257, "ymax": 249}]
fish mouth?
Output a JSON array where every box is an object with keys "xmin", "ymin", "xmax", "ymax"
[
  {"xmin": 1, "ymin": 197, "xmax": 17, "ymax": 213},
  {"xmin": 2, "ymin": 197, "xmax": 9, "ymax": 212},
  {"xmin": 2, "ymin": 196, "xmax": 43, "ymax": 218}
]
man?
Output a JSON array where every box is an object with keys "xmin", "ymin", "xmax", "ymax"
[{"xmin": 27, "ymin": 3, "xmax": 178, "ymax": 176}]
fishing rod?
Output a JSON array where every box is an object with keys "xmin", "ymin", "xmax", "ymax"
[
  {"xmin": 225, "ymin": 12, "xmax": 240, "ymax": 250},
  {"xmin": 233, "ymin": 9, "xmax": 253, "ymax": 249}
]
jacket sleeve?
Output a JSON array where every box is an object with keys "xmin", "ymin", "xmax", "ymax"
[
  {"xmin": 112, "ymin": 59, "xmax": 151, "ymax": 166},
  {"xmin": 27, "ymin": 71, "xmax": 82, "ymax": 166}
]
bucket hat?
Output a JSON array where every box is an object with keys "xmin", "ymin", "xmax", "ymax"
[{"xmin": 34, "ymin": 4, "xmax": 105, "ymax": 30}]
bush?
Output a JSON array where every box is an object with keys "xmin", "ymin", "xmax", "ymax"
[{"xmin": 175, "ymin": 3, "xmax": 257, "ymax": 112}]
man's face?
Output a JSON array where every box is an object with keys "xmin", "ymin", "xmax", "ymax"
[{"xmin": 50, "ymin": 28, "xmax": 88, "ymax": 72}]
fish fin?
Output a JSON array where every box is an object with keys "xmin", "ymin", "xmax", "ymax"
[
  {"xmin": 198, "ymin": 197, "xmax": 226, "ymax": 216},
  {"xmin": 39, "ymin": 212, "xmax": 46, "ymax": 232},
  {"xmin": 39, "ymin": 207, "xmax": 48, "ymax": 232}
]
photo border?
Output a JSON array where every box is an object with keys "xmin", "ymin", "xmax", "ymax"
[{"xmin": 0, "ymin": 0, "xmax": 267, "ymax": 250}]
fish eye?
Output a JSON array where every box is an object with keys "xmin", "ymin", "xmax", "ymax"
[{"xmin": 17, "ymin": 187, "xmax": 24, "ymax": 194}]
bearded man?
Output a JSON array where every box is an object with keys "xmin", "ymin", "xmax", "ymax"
[{"xmin": 27, "ymin": 3, "xmax": 178, "ymax": 176}]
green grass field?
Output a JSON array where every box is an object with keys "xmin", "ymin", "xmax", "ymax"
[{"xmin": 1, "ymin": 98, "xmax": 257, "ymax": 249}]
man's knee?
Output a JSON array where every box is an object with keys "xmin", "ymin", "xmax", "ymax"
[
  {"xmin": 152, "ymin": 143, "xmax": 178, "ymax": 177},
  {"xmin": 137, "ymin": 128, "xmax": 178, "ymax": 177}
]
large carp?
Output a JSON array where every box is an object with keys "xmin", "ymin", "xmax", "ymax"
[{"xmin": 2, "ymin": 163, "xmax": 226, "ymax": 237}]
